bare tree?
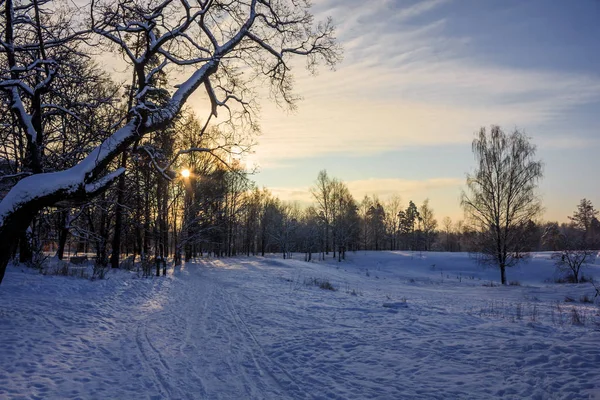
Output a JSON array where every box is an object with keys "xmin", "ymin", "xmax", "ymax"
[
  {"xmin": 330, "ymin": 179, "xmax": 358, "ymax": 261},
  {"xmin": 310, "ymin": 170, "xmax": 333, "ymax": 254},
  {"xmin": 267, "ymin": 200, "xmax": 299, "ymax": 259},
  {"xmin": 442, "ymin": 216, "xmax": 452, "ymax": 251},
  {"xmin": 461, "ymin": 126, "xmax": 543, "ymax": 285},
  {"xmin": 419, "ymin": 198, "xmax": 437, "ymax": 251},
  {"xmin": 384, "ymin": 195, "xmax": 402, "ymax": 250},
  {"xmin": 552, "ymin": 200, "xmax": 600, "ymax": 283},
  {"xmin": 358, "ymin": 195, "xmax": 373, "ymax": 250},
  {"xmin": 0, "ymin": 0, "xmax": 340, "ymax": 283},
  {"xmin": 552, "ymin": 246, "xmax": 594, "ymax": 284},
  {"xmin": 298, "ymin": 206, "xmax": 321, "ymax": 261}
]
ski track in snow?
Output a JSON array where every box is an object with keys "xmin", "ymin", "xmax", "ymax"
[{"xmin": 1, "ymin": 252, "xmax": 600, "ymax": 399}]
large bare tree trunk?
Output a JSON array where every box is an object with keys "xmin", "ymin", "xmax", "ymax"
[{"xmin": 0, "ymin": 201, "xmax": 42, "ymax": 283}]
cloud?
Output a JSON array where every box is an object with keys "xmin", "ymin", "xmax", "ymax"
[
  {"xmin": 268, "ymin": 186, "xmax": 313, "ymax": 205},
  {"xmin": 271, "ymin": 175, "xmax": 462, "ymax": 203},
  {"xmin": 345, "ymin": 177, "xmax": 463, "ymax": 201},
  {"xmin": 538, "ymin": 135, "xmax": 600, "ymax": 150},
  {"xmin": 245, "ymin": 0, "xmax": 600, "ymax": 169},
  {"xmin": 94, "ymin": 0, "xmax": 600, "ymax": 178}
]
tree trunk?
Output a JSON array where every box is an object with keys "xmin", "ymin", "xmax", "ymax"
[
  {"xmin": 143, "ymin": 175, "xmax": 150, "ymax": 259},
  {"xmin": 18, "ymin": 230, "xmax": 33, "ymax": 264},
  {"xmin": 0, "ymin": 199, "xmax": 44, "ymax": 283},
  {"xmin": 97, "ymin": 202, "xmax": 109, "ymax": 266},
  {"xmin": 56, "ymin": 218, "xmax": 69, "ymax": 261},
  {"xmin": 0, "ymin": 235, "xmax": 17, "ymax": 283},
  {"xmin": 110, "ymin": 153, "xmax": 128, "ymax": 268},
  {"xmin": 500, "ymin": 264, "xmax": 506, "ymax": 285},
  {"xmin": 325, "ymin": 224, "xmax": 329, "ymax": 254}
]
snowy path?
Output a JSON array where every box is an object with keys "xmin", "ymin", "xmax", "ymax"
[
  {"xmin": 0, "ymin": 262, "xmax": 296, "ymax": 399},
  {"xmin": 1, "ymin": 253, "xmax": 600, "ymax": 399},
  {"xmin": 129, "ymin": 263, "xmax": 297, "ymax": 400}
]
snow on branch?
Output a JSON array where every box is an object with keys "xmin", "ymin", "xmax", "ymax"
[
  {"xmin": 0, "ymin": 0, "xmax": 340, "ymax": 228},
  {"xmin": 0, "ymin": 171, "xmax": 32, "ymax": 181},
  {"xmin": 84, "ymin": 167, "xmax": 126, "ymax": 196}
]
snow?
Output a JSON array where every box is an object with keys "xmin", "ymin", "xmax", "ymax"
[
  {"xmin": 1, "ymin": 252, "xmax": 599, "ymax": 399},
  {"xmin": 0, "ymin": 123, "xmax": 136, "ymax": 225}
]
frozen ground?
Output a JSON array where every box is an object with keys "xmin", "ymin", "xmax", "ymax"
[{"xmin": 1, "ymin": 251, "xmax": 600, "ymax": 399}]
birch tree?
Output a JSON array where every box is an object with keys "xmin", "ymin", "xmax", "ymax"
[
  {"xmin": 310, "ymin": 170, "xmax": 333, "ymax": 254},
  {"xmin": 461, "ymin": 126, "xmax": 543, "ymax": 285}
]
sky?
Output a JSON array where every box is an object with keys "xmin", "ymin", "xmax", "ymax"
[
  {"xmin": 237, "ymin": 0, "xmax": 600, "ymax": 223},
  {"xmin": 95, "ymin": 0, "xmax": 600, "ymax": 223}
]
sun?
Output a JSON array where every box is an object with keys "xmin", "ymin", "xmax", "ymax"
[{"xmin": 181, "ymin": 169, "xmax": 191, "ymax": 178}]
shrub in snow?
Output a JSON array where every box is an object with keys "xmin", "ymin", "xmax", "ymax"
[
  {"xmin": 120, "ymin": 255, "xmax": 136, "ymax": 271},
  {"xmin": 592, "ymin": 280, "xmax": 600, "ymax": 302},
  {"xmin": 70, "ymin": 256, "xmax": 89, "ymax": 265},
  {"xmin": 304, "ymin": 277, "xmax": 336, "ymax": 291},
  {"xmin": 92, "ymin": 257, "xmax": 109, "ymax": 280},
  {"xmin": 529, "ymin": 304, "xmax": 538, "ymax": 323},
  {"xmin": 382, "ymin": 301, "xmax": 408, "ymax": 309},
  {"xmin": 552, "ymin": 248, "xmax": 595, "ymax": 284},
  {"xmin": 515, "ymin": 303, "xmax": 522, "ymax": 320},
  {"xmin": 140, "ymin": 258, "xmax": 155, "ymax": 278}
]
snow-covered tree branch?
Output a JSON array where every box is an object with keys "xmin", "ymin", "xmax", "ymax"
[{"xmin": 0, "ymin": 0, "xmax": 340, "ymax": 283}]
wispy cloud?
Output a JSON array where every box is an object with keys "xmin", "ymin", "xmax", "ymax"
[
  {"xmin": 345, "ymin": 177, "xmax": 463, "ymax": 200},
  {"xmin": 245, "ymin": 0, "xmax": 600, "ymax": 169}
]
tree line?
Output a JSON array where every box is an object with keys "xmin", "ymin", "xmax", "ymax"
[{"xmin": 6, "ymin": 141, "xmax": 597, "ymax": 274}]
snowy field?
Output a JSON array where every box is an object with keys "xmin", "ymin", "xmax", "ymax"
[{"xmin": 1, "ymin": 251, "xmax": 600, "ymax": 399}]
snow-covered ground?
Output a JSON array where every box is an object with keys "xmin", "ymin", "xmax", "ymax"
[{"xmin": 1, "ymin": 252, "xmax": 599, "ymax": 399}]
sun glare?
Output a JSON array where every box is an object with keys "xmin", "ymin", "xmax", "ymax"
[{"xmin": 181, "ymin": 169, "xmax": 191, "ymax": 178}]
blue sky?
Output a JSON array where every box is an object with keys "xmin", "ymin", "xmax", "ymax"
[{"xmin": 243, "ymin": 0, "xmax": 600, "ymax": 222}]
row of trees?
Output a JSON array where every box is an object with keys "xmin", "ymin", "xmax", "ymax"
[
  {"xmin": 3, "ymin": 118, "xmax": 598, "ymax": 280},
  {"xmin": 26, "ymin": 158, "xmax": 596, "ymax": 266}
]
